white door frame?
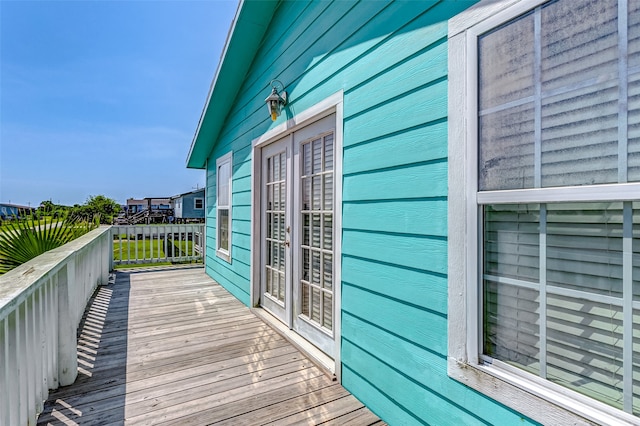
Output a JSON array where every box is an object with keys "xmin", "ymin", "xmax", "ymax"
[{"xmin": 250, "ymin": 91, "xmax": 344, "ymax": 379}]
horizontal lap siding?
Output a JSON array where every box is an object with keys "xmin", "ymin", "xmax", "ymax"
[{"xmin": 204, "ymin": 0, "xmax": 536, "ymax": 424}]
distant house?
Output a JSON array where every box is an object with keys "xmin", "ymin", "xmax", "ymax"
[
  {"xmin": 0, "ymin": 203, "xmax": 35, "ymax": 220},
  {"xmin": 170, "ymin": 189, "xmax": 205, "ymax": 223},
  {"xmin": 124, "ymin": 197, "xmax": 173, "ymax": 224},
  {"xmin": 186, "ymin": 1, "xmax": 640, "ymax": 424},
  {"xmin": 126, "ymin": 198, "xmax": 146, "ymax": 214},
  {"xmin": 126, "ymin": 197, "xmax": 172, "ymax": 214}
]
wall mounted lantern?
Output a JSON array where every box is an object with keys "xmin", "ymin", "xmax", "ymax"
[{"xmin": 265, "ymin": 80, "xmax": 287, "ymax": 121}]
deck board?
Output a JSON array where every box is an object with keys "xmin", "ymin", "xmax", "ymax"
[{"xmin": 37, "ymin": 267, "xmax": 384, "ymax": 425}]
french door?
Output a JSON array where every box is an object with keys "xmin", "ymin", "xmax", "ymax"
[{"xmin": 260, "ymin": 115, "xmax": 336, "ymax": 358}]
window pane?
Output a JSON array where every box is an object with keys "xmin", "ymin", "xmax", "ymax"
[
  {"xmin": 629, "ymin": 0, "xmax": 640, "ymax": 182},
  {"xmin": 479, "ymin": 11, "xmax": 534, "ymax": 111},
  {"xmin": 634, "ymin": 201, "xmax": 640, "ymax": 302},
  {"xmin": 547, "ymin": 294, "xmax": 624, "ymax": 410},
  {"xmin": 483, "ymin": 204, "xmax": 540, "ymax": 373},
  {"xmin": 218, "ymin": 209, "xmax": 229, "ymax": 251},
  {"xmin": 541, "ymin": 82, "xmax": 619, "ymax": 186},
  {"xmin": 479, "ymin": 104, "xmax": 535, "ymax": 190},
  {"xmin": 540, "ymin": 0, "xmax": 618, "ymax": 92},
  {"xmin": 217, "ymin": 161, "xmax": 230, "ymax": 206},
  {"xmin": 629, "ymin": 71, "xmax": 640, "ymax": 182},
  {"xmin": 483, "ymin": 201, "xmax": 635, "ymax": 413},
  {"xmin": 540, "ymin": 0, "xmax": 619, "ymax": 186},
  {"xmin": 484, "ymin": 204, "xmax": 540, "ymax": 282},
  {"xmin": 546, "ymin": 203, "xmax": 623, "ymax": 298},
  {"xmin": 484, "ymin": 279, "xmax": 540, "ymax": 374}
]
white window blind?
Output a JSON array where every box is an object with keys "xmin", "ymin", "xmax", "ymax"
[
  {"xmin": 478, "ymin": 0, "xmax": 635, "ymax": 190},
  {"xmin": 478, "ymin": 0, "xmax": 640, "ymax": 416}
]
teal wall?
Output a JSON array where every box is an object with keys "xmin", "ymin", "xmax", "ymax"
[{"xmin": 204, "ymin": 1, "xmax": 538, "ymax": 424}]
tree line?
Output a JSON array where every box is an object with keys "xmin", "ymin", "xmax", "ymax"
[{"xmin": 37, "ymin": 195, "xmax": 121, "ymax": 224}]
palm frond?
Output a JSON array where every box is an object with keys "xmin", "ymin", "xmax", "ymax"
[{"xmin": 0, "ymin": 214, "xmax": 99, "ymax": 275}]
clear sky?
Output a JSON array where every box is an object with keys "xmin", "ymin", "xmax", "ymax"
[{"xmin": 0, "ymin": 0, "xmax": 238, "ymax": 207}]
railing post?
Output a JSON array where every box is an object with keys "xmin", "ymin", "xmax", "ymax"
[{"xmin": 57, "ymin": 260, "xmax": 78, "ymax": 386}]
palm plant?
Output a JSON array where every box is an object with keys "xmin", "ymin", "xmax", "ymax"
[{"xmin": 0, "ymin": 214, "xmax": 98, "ymax": 274}]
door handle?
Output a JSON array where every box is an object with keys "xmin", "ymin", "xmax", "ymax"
[{"xmin": 281, "ymin": 240, "xmax": 290, "ymax": 247}]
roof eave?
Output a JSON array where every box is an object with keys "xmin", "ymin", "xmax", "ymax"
[{"xmin": 186, "ymin": 0, "xmax": 279, "ymax": 169}]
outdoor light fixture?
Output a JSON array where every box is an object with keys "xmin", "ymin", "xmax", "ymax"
[{"xmin": 265, "ymin": 80, "xmax": 287, "ymax": 121}]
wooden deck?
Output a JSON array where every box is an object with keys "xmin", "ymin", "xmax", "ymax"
[{"xmin": 36, "ymin": 267, "xmax": 384, "ymax": 426}]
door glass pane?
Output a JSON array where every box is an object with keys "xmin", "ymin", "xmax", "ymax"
[
  {"xmin": 303, "ymin": 143, "xmax": 312, "ymax": 175},
  {"xmin": 323, "ymin": 293, "xmax": 333, "ymax": 330},
  {"xmin": 303, "ymin": 214, "xmax": 310, "ymax": 246},
  {"xmin": 324, "ymin": 134, "xmax": 334, "ymax": 171},
  {"xmin": 302, "ymin": 248, "xmax": 309, "ymax": 281},
  {"xmin": 312, "ymin": 176, "xmax": 321, "ymax": 210},
  {"xmin": 324, "ymin": 175, "xmax": 333, "ymax": 210},
  {"xmin": 265, "ymin": 150, "xmax": 286, "ymax": 304},
  {"xmin": 311, "ymin": 287, "xmax": 321, "ymax": 323},
  {"xmin": 323, "ymin": 215, "xmax": 332, "ymax": 250},
  {"xmin": 323, "ymin": 254, "xmax": 332, "ymax": 290},
  {"xmin": 312, "ymin": 214, "xmax": 321, "ymax": 248},
  {"xmin": 313, "ymin": 139, "xmax": 322, "ymax": 173},
  {"xmin": 302, "ymin": 283, "xmax": 310, "ymax": 316},
  {"xmin": 311, "ymin": 251, "xmax": 321, "ymax": 284},
  {"xmin": 299, "ymin": 133, "xmax": 334, "ymax": 332}
]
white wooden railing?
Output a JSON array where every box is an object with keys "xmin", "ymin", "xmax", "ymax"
[
  {"xmin": 0, "ymin": 224, "xmax": 205, "ymax": 425},
  {"xmin": 111, "ymin": 224, "xmax": 204, "ymax": 265},
  {"xmin": 0, "ymin": 226, "xmax": 112, "ymax": 426}
]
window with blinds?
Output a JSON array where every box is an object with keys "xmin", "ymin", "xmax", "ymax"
[
  {"xmin": 478, "ymin": 0, "xmax": 640, "ymax": 416},
  {"xmin": 216, "ymin": 152, "xmax": 232, "ymax": 261}
]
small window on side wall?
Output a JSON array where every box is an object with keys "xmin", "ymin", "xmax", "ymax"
[
  {"xmin": 216, "ymin": 152, "xmax": 232, "ymax": 262},
  {"xmin": 194, "ymin": 198, "xmax": 204, "ymax": 210}
]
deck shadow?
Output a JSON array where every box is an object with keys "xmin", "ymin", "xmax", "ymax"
[{"xmin": 37, "ymin": 272, "xmax": 131, "ymax": 425}]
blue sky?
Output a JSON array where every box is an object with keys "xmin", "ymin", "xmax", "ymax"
[{"xmin": 0, "ymin": 0, "xmax": 238, "ymax": 207}]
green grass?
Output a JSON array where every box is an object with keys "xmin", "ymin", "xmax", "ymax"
[
  {"xmin": 114, "ymin": 262, "xmax": 172, "ymax": 269},
  {"xmin": 113, "ymin": 239, "xmax": 201, "ymax": 262},
  {"xmin": 173, "ymin": 240, "xmax": 195, "ymax": 256},
  {"xmin": 113, "ymin": 240, "xmax": 167, "ymax": 261}
]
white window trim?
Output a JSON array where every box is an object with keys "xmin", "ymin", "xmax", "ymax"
[
  {"xmin": 216, "ymin": 151, "xmax": 232, "ymax": 262},
  {"xmin": 448, "ymin": 1, "xmax": 640, "ymax": 425},
  {"xmin": 194, "ymin": 197, "xmax": 204, "ymax": 210}
]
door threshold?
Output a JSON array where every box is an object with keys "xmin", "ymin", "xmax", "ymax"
[{"xmin": 251, "ymin": 307, "xmax": 337, "ymax": 381}]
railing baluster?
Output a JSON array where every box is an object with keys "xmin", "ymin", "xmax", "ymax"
[
  {"xmin": 110, "ymin": 224, "xmax": 204, "ymax": 266},
  {"xmin": 27, "ymin": 292, "xmax": 36, "ymax": 421},
  {"xmin": 142, "ymin": 227, "xmax": 146, "ymax": 262},
  {"xmin": 1, "ymin": 316, "xmax": 9, "ymax": 425},
  {"xmin": 0, "ymin": 227, "xmax": 112, "ymax": 424}
]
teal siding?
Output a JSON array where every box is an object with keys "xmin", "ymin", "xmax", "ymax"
[{"xmin": 202, "ymin": 1, "xmax": 539, "ymax": 424}]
